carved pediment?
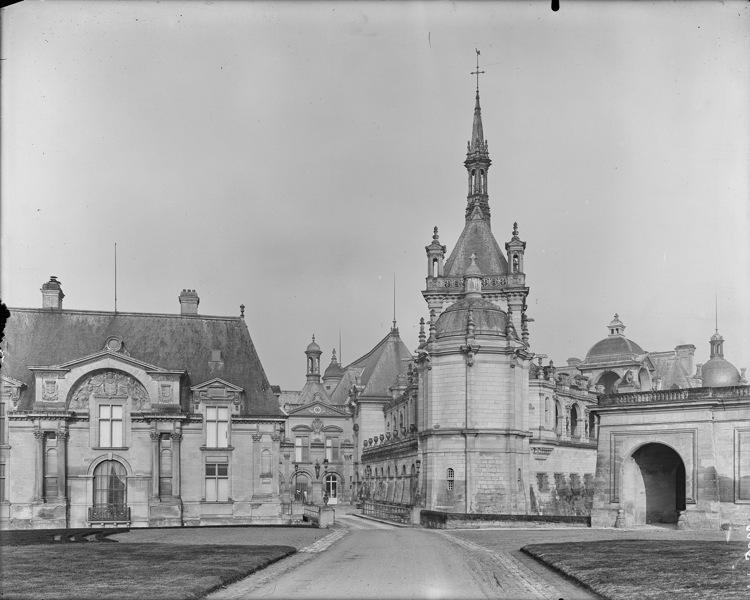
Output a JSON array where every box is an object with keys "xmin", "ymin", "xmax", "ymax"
[
  {"xmin": 191, "ymin": 378, "xmax": 244, "ymax": 406},
  {"xmin": 68, "ymin": 370, "xmax": 151, "ymax": 410},
  {"xmin": 287, "ymin": 400, "xmax": 348, "ymax": 417}
]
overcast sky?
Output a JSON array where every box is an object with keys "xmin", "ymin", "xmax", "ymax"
[{"xmin": 2, "ymin": 1, "xmax": 749, "ymax": 390}]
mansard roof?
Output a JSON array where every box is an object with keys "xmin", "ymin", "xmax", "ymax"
[
  {"xmin": 3, "ymin": 308, "xmax": 283, "ymax": 417},
  {"xmin": 345, "ymin": 328, "xmax": 412, "ymax": 399},
  {"xmin": 442, "ymin": 217, "xmax": 509, "ymax": 278}
]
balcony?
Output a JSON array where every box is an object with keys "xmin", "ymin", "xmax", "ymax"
[{"xmin": 88, "ymin": 504, "xmax": 130, "ymax": 523}]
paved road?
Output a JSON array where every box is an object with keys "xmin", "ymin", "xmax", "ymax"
[{"xmin": 209, "ymin": 514, "xmax": 596, "ymax": 599}]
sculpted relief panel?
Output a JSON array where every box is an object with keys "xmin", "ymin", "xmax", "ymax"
[{"xmin": 69, "ymin": 370, "xmax": 151, "ymax": 410}]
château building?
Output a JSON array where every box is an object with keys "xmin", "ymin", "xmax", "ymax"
[{"xmin": 0, "ymin": 280, "xmax": 285, "ymax": 528}]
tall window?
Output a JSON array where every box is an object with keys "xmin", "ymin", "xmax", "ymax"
[
  {"xmin": 446, "ymin": 468, "xmax": 455, "ymax": 491},
  {"xmin": 205, "ymin": 462, "xmax": 228, "ymax": 501},
  {"xmin": 295, "ymin": 436, "xmax": 310, "ymax": 462},
  {"xmin": 93, "ymin": 460, "xmax": 127, "ymax": 520},
  {"xmin": 206, "ymin": 407, "xmax": 229, "ymax": 448},
  {"xmin": 44, "ymin": 440, "xmax": 58, "ymax": 499},
  {"xmin": 159, "ymin": 434, "xmax": 172, "ymax": 497},
  {"xmin": 0, "ymin": 463, "xmax": 5, "ymax": 503},
  {"xmin": 325, "ymin": 437, "xmax": 339, "ymax": 462},
  {"xmin": 325, "ymin": 473, "xmax": 338, "ymax": 500},
  {"xmin": 570, "ymin": 405, "xmax": 579, "ymax": 438},
  {"xmin": 555, "ymin": 402, "xmax": 562, "ymax": 435},
  {"xmin": 545, "ymin": 398, "xmax": 550, "ymax": 423},
  {"xmin": 99, "ymin": 405, "xmax": 123, "ymax": 447},
  {"xmin": 0, "ymin": 402, "xmax": 5, "ymax": 445}
]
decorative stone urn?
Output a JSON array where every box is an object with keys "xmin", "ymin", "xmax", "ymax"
[
  {"xmin": 379, "ymin": 434, "xmax": 385, "ymax": 442},
  {"xmin": 386, "ymin": 432, "xmax": 391, "ymax": 440}
]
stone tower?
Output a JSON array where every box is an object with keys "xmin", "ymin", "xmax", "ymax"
[{"xmin": 415, "ymin": 79, "xmax": 534, "ymax": 514}]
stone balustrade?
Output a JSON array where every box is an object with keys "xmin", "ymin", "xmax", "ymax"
[
  {"xmin": 598, "ymin": 385, "xmax": 750, "ymax": 407},
  {"xmin": 362, "ymin": 425, "xmax": 418, "ymax": 452}
]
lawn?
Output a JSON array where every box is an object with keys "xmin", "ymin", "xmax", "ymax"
[
  {"xmin": 522, "ymin": 539, "xmax": 750, "ymax": 600},
  {"xmin": 0, "ymin": 543, "xmax": 296, "ymax": 600}
]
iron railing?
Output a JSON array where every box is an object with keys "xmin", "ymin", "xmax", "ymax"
[{"xmin": 88, "ymin": 504, "xmax": 130, "ymax": 522}]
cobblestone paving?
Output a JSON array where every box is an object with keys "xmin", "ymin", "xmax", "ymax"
[
  {"xmin": 440, "ymin": 532, "xmax": 562, "ymax": 599},
  {"xmin": 298, "ymin": 529, "xmax": 347, "ymax": 553}
]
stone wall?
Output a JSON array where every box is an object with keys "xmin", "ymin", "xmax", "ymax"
[{"xmin": 420, "ymin": 509, "xmax": 590, "ymax": 529}]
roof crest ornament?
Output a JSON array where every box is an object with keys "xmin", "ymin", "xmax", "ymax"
[{"xmin": 471, "ymin": 48, "xmax": 485, "ymax": 94}]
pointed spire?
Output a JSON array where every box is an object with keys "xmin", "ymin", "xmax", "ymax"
[
  {"xmin": 418, "ymin": 317, "xmax": 426, "ymax": 346},
  {"xmin": 464, "ymin": 50, "xmax": 491, "ymax": 221}
]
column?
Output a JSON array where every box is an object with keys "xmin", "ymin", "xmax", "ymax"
[
  {"xmin": 251, "ymin": 434, "xmax": 262, "ymax": 498},
  {"xmin": 170, "ymin": 433, "xmax": 182, "ymax": 499},
  {"xmin": 57, "ymin": 430, "xmax": 69, "ymax": 501},
  {"xmin": 271, "ymin": 434, "xmax": 281, "ymax": 498},
  {"xmin": 34, "ymin": 430, "xmax": 44, "ymax": 501},
  {"xmin": 150, "ymin": 432, "xmax": 160, "ymax": 498},
  {"xmin": 282, "ymin": 452, "xmax": 291, "ymax": 502}
]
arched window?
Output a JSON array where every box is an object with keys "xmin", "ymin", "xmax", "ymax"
[
  {"xmin": 570, "ymin": 405, "xmax": 579, "ymax": 438},
  {"xmin": 555, "ymin": 401, "xmax": 562, "ymax": 435},
  {"xmin": 480, "ymin": 169, "xmax": 485, "ymax": 193},
  {"xmin": 446, "ymin": 468, "xmax": 455, "ymax": 491},
  {"xmin": 92, "ymin": 460, "xmax": 127, "ymax": 521},
  {"xmin": 387, "ymin": 466, "xmax": 391, "ymax": 478},
  {"xmin": 432, "ymin": 258, "xmax": 438, "ymax": 277},
  {"xmin": 402, "ymin": 465, "xmax": 407, "ymax": 477},
  {"xmin": 588, "ymin": 411, "xmax": 596, "ymax": 439}
]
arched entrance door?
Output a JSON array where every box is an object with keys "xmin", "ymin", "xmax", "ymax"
[
  {"xmin": 624, "ymin": 443, "xmax": 686, "ymax": 525},
  {"xmin": 324, "ymin": 473, "xmax": 338, "ymax": 505}
]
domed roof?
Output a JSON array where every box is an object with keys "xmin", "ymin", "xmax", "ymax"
[
  {"xmin": 323, "ymin": 362, "xmax": 344, "ymax": 378},
  {"xmin": 306, "ymin": 336, "xmax": 321, "ymax": 354},
  {"xmin": 585, "ymin": 336, "xmax": 645, "ymax": 361},
  {"xmin": 435, "ymin": 297, "xmax": 509, "ymax": 338},
  {"xmin": 584, "ymin": 314, "xmax": 645, "ymax": 363},
  {"xmin": 701, "ymin": 356, "xmax": 740, "ymax": 387}
]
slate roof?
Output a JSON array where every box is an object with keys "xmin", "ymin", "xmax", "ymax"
[
  {"xmin": 2, "ymin": 308, "xmax": 283, "ymax": 417},
  {"xmin": 648, "ymin": 351, "xmax": 694, "ymax": 389},
  {"xmin": 345, "ymin": 329, "xmax": 412, "ymax": 399},
  {"xmin": 443, "ymin": 217, "xmax": 509, "ymax": 278}
]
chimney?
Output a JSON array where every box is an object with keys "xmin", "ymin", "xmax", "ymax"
[
  {"xmin": 179, "ymin": 289, "xmax": 200, "ymax": 315},
  {"xmin": 41, "ymin": 276, "xmax": 65, "ymax": 309},
  {"xmin": 675, "ymin": 344, "xmax": 696, "ymax": 376}
]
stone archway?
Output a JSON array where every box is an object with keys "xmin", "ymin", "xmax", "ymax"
[
  {"xmin": 597, "ymin": 371, "xmax": 620, "ymax": 394},
  {"xmin": 623, "ymin": 443, "xmax": 686, "ymax": 525}
]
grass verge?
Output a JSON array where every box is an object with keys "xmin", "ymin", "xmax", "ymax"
[
  {"xmin": 0, "ymin": 543, "xmax": 295, "ymax": 600},
  {"xmin": 522, "ymin": 539, "xmax": 749, "ymax": 600}
]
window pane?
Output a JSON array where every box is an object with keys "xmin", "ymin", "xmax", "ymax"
[
  {"xmin": 218, "ymin": 407, "xmax": 228, "ymax": 421},
  {"xmin": 100, "ymin": 405, "xmax": 110, "ymax": 419},
  {"xmin": 100, "ymin": 418, "xmax": 111, "ymax": 447},
  {"xmin": 207, "ymin": 420, "xmax": 217, "ymax": 447},
  {"xmin": 217, "ymin": 421, "xmax": 228, "ymax": 448},
  {"xmin": 206, "ymin": 478, "xmax": 217, "ymax": 502},
  {"xmin": 295, "ymin": 446, "xmax": 302, "ymax": 462},
  {"xmin": 205, "ymin": 464, "xmax": 216, "ymax": 476},
  {"xmin": 112, "ymin": 421, "xmax": 123, "ymax": 447},
  {"xmin": 112, "ymin": 406, "xmax": 123, "ymax": 420},
  {"xmin": 218, "ymin": 464, "xmax": 228, "ymax": 477},
  {"xmin": 217, "ymin": 477, "xmax": 228, "ymax": 501}
]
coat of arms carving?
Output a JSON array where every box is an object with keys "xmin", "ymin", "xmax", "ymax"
[{"xmin": 69, "ymin": 370, "xmax": 150, "ymax": 410}]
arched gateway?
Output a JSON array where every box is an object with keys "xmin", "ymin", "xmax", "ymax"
[{"xmin": 623, "ymin": 443, "xmax": 686, "ymax": 525}]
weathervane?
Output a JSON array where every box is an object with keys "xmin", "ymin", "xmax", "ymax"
[{"xmin": 471, "ymin": 48, "xmax": 485, "ymax": 92}]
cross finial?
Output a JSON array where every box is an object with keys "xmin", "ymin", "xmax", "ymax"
[{"xmin": 471, "ymin": 49, "xmax": 485, "ymax": 92}]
